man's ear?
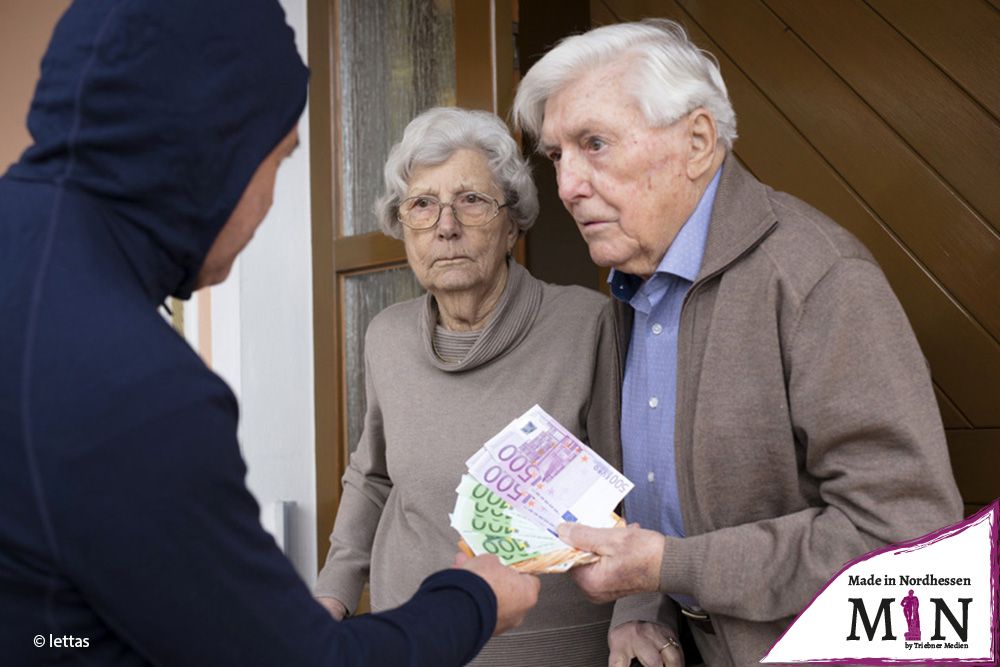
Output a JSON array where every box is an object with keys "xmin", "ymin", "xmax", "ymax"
[{"xmin": 686, "ymin": 108, "xmax": 719, "ymax": 180}]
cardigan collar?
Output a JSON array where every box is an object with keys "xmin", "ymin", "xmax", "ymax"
[
  {"xmin": 695, "ymin": 153, "xmax": 778, "ymax": 284},
  {"xmin": 420, "ymin": 259, "xmax": 543, "ymax": 372}
]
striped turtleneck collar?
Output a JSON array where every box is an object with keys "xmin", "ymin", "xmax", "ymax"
[{"xmin": 420, "ymin": 259, "xmax": 542, "ymax": 372}]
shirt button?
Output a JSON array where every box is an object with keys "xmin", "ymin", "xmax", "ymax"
[
  {"xmin": 647, "ymin": 471, "xmax": 655, "ymax": 483},
  {"xmin": 648, "ymin": 397, "xmax": 659, "ymax": 409},
  {"xmin": 651, "ymin": 323, "xmax": 663, "ymax": 335}
]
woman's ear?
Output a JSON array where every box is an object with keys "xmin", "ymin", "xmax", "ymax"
[{"xmin": 506, "ymin": 218, "xmax": 519, "ymax": 252}]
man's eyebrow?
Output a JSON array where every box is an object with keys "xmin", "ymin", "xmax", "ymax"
[
  {"xmin": 536, "ymin": 127, "xmax": 592, "ymax": 156},
  {"xmin": 536, "ymin": 140, "xmax": 557, "ymax": 156}
]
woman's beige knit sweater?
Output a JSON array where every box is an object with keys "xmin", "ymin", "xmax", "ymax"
[{"xmin": 316, "ymin": 261, "xmax": 622, "ymax": 666}]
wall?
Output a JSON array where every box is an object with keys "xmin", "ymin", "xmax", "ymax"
[
  {"xmin": 210, "ymin": 0, "xmax": 319, "ymax": 583},
  {"xmin": 0, "ymin": 0, "xmax": 72, "ymax": 172}
]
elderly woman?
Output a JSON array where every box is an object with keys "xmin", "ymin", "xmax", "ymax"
[{"xmin": 314, "ymin": 107, "xmax": 619, "ymax": 666}]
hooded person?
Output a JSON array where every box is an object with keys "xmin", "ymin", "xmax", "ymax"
[{"xmin": 0, "ymin": 1, "xmax": 538, "ymax": 664}]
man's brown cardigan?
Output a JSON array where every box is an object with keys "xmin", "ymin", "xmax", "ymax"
[{"xmin": 611, "ymin": 155, "xmax": 962, "ymax": 665}]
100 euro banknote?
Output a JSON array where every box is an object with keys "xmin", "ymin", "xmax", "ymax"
[{"xmin": 450, "ymin": 474, "xmax": 623, "ymax": 574}]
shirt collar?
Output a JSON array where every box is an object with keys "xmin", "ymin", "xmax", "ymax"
[{"xmin": 609, "ymin": 165, "xmax": 723, "ymax": 303}]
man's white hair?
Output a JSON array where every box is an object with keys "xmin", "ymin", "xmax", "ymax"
[
  {"xmin": 376, "ymin": 107, "xmax": 539, "ymax": 239},
  {"xmin": 512, "ymin": 19, "xmax": 736, "ymax": 149}
]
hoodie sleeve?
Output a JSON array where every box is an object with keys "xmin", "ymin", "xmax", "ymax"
[{"xmin": 48, "ymin": 388, "xmax": 494, "ymax": 666}]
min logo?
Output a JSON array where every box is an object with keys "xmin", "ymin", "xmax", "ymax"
[{"xmin": 846, "ymin": 589, "xmax": 973, "ymax": 649}]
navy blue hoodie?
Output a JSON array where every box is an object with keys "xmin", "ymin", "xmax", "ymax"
[{"xmin": 0, "ymin": 1, "xmax": 495, "ymax": 664}]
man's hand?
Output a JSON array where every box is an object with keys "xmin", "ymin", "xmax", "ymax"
[
  {"xmin": 454, "ymin": 552, "xmax": 541, "ymax": 635},
  {"xmin": 609, "ymin": 621, "xmax": 683, "ymax": 667},
  {"xmin": 558, "ymin": 522, "xmax": 665, "ymax": 603},
  {"xmin": 316, "ymin": 596, "xmax": 348, "ymax": 621}
]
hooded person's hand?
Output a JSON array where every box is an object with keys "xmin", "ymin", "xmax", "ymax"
[{"xmin": 454, "ymin": 553, "xmax": 541, "ymax": 635}]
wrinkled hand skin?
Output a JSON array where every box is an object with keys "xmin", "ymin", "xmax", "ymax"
[
  {"xmin": 454, "ymin": 552, "xmax": 541, "ymax": 636},
  {"xmin": 316, "ymin": 596, "xmax": 348, "ymax": 621},
  {"xmin": 608, "ymin": 621, "xmax": 684, "ymax": 667},
  {"xmin": 558, "ymin": 522, "xmax": 665, "ymax": 604}
]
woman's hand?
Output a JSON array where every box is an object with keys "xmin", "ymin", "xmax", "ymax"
[{"xmin": 316, "ymin": 596, "xmax": 349, "ymax": 621}]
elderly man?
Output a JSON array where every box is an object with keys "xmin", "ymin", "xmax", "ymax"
[
  {"xmin": 0, "ymin": 1, "xmax": 538, "ymax": 664},
  {"xmin": 513, "ymin": 19, "xmax": 962, "ymax": 667}
]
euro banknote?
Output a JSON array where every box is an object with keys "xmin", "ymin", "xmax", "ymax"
[
  {"xmin": 453, "ymin": 404, "xmax": 633, "ymax": 573},
  {"xmin": 464, "ymin": 404, "xmax": 633, "ymax": 535},
  {"xmin": 450, "ymin": 474, "xmax": 623, "ymax": 574}
]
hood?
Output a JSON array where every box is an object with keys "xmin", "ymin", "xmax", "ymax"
[{"xmin": 6, "ymin": 0, "xmax": 309, "ymax": 301}]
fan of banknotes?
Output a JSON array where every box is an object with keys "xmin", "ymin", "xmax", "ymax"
[{"xmin": 451, "ymin": 405, "xmax": 633, "ymax": 574}]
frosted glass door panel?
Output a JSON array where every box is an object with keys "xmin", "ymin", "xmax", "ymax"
[
  {"xmin": 340, "ymin": 0, "xmax": 456, "ymax": 235},
  {"xmin": 343, "ymin": 266, "xmax": 425, "ymax": 453}
]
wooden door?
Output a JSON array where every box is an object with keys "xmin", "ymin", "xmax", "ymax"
[{"xmin": 308, "ymin": 0, "xmax": 517, "ymax": 570}]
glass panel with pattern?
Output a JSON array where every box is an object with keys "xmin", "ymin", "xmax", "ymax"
[
  {"xmin": 339, "ymin": 0, "xmax": 457, "ymax": 235},
  {"xmin": 343, "ymin": 266, "xmax": 426, "ymax": 453}
]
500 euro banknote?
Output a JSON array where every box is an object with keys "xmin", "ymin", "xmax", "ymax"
[{"xmin": 464, "ymin": 404, "xmax": 633, "ymax": 536}]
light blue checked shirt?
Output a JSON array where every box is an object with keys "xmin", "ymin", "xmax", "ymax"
[{"xmin": 609, "ymin": 166, "xmax": 722, "ymax": 609}]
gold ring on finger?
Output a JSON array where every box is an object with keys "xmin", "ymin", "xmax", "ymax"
[{"xmin": 657, "ymin": 636, "xmax": 681, "ymax": 653}]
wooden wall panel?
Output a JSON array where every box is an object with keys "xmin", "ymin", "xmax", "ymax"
[
  {"xmin": 935, "ymin": 386, "xmax": 971, "ymax": 429},
  {"xmin": 868, "ymin": 0, "xmax": 1000, "ymax": 116},
  {"xmin": 676, "ymin": 0, "xmax": 1000, "ymax": 343},
  {"xmin": 947, "ymin": 430, "xmax": 1000, "ymax": 505},
  {"xmin": 766, "ymin": 0, "xmax": 1000, "ymax": 232},
  {"xmin": 594, "ymin": 0, "xmax": 1000, "ymax": 506}
]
